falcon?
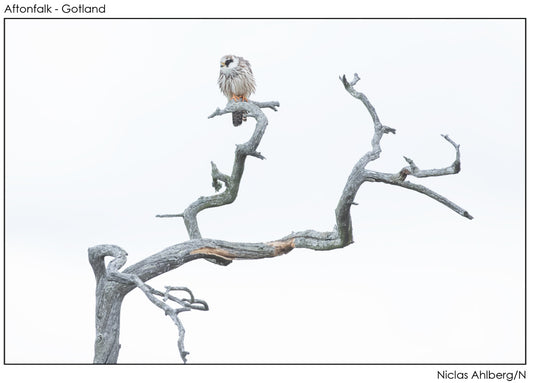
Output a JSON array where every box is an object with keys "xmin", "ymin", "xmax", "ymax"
[{"xmin": 218, "ymin": 54, "xmax": 256, "ymax": 126}]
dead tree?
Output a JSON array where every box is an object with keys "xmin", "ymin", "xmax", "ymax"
[{"xmin": 89, "ymin": 73, "xmax": 473, "ymax": 364}]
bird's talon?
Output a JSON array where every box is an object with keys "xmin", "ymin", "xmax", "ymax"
[{"xmin": 230, "ymin": 95, "xmax": 248, "ymax": 102}]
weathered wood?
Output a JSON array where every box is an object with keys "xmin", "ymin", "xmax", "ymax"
[{"xmin": 90, "ymin": 74, "xmax": 472, "ymax": 364}]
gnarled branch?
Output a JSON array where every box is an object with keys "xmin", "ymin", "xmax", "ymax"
[
  {"xmin": 107, "ymin": 270, "xmax": 207, "ymax": 363},
  {"xmin": 158, "ymin": 100, "xmax": 279, "ymax": 240},
  {"xmin": 90, "ymin": 72, "xmax": 472, "ymax": 364},
  {"xmin": 402, "ymin": 134, "xmax": 461, "ymax": 178}
]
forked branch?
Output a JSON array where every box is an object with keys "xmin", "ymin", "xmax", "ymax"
[
  {"xmin": 90, "ymin": 72, "xmax": 472, "ymax": 364},
  {"xmin": 107, "ymin": 270, "xmax": 206, "ymax": 362},
  {"xmin": 402, "ymin": 134, "xmax": 461, "ymax": 178},
  {"xmin": 158, "ymin": 100, "xmax": 279, "ymax": 240}
]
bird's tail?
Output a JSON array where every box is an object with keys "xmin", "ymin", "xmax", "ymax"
[{"xmin": 232, "ymin": 111, "xmax": 243, "ymax": 127}]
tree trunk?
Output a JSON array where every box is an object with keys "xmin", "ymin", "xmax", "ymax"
[{"xmin": 93, "ymin": 285, "xmax": 125, "ymax": 364}]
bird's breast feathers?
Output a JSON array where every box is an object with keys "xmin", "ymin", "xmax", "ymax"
[{"xmin": 218, "ymin": 56, "xmax": 256, "ymax": 100}]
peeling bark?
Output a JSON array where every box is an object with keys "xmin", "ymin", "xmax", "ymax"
[
  {"xmin": 267, "ymin": 238, "xmax": 296, "ymax": 256},
  {"xmin": 191, "ymin": 247, "xmax": 236, "ymax": 260}
]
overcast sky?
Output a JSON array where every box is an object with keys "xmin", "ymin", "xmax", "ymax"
[{"xmin": 5, "ymin": 19, "xmax": 525, "ymax": 365}]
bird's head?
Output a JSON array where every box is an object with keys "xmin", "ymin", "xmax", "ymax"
[{"xmin": 220, "ymin": 54, "xmax": 239, "ymax": 73}]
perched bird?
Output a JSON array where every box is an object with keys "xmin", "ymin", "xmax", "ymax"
[{"xmin": 218, "ymin": 54, "xmax": 256, "ymax": 126}]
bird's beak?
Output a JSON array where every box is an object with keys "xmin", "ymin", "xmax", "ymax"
[{"xmin": 220, "ymin": 62, "xmax": 225, "ymax": 67}]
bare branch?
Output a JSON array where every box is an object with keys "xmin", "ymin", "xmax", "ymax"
[
  {"xmin": 340, "ymin": 73, "xmax": 387, "ymax": 133},
  {"xmin": 163, "ymin": 286, "xmax": 209, "ymax": 311},
  {"xmin": 250, "ymin": 99, "xmax": 280, "ymax": 111},
  {"xmin": 402, "ymin": 134, "xmax": 461, "ymax": 178},
  {"xmin": 210, "ymin": 161, "xmax": 230, "ymax": 192},
  {"xmin": 208, "ymin": 100, "xmax": 280, "ymax": 119},
  {"xmin": 91, "ymin": 73, "xmax": 472, "ymax": 364},
  {"xmin": 107, "ymin": 271, "xmax": 207, "ymax": 363},
  {"xmin": 365, "ymin": 170, "xmax": 473, "ymax": 219},
  {"xmin": 338, "ymin": 73, "xmax": 471, "ymax": 222},
  {"xmin": 207, "ymin": 107, "xmax": 223, "ymax": 119},
  {"xmin": 333, "ymin": 73, "xmax": 398, "ymax": 245},
  {"xmin": 361, "ymin": 132, "xmax": 471, "ymax": 219},
  {"xmin": 172, "ymin": 100, "xmax": 279, "ymax": 240},
  {"xmin": 249, "ymin": 151, "xmax": 266, "ymax": 160},
  {"xmin": 156, "ymin": 213, "xmax": 184, "ymax": 218}
]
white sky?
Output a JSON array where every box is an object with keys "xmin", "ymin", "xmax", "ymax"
[{"xmin": 3, "ymin": 15, "xmax": 525, "ymax": 370}]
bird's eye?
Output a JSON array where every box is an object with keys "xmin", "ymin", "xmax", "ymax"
[{"xmin": 225, "ymin": 59, "xmax": 233, "ymax": 66}]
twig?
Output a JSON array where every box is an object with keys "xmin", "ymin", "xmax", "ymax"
[
  {"xmin": 250, "ymin": 99, "xmax": 280, "ymax": 111},
  {"xmin": 365, "ymin": 170, "xmax": 473, "ymax": 219},
  {"xmin": 156, "ymin": 213, "xmax": 184, "ymax": 218},
  {"xmin": 107, "ymin": 271, "xmax": 207, "ymax": 363},
  {"xmin": 402, "ymin": 134, "xmax": 461, "ymax": 178},
  {"xmin": 210, "ymin": 161, "xmax": 230, "ymax": 192}
]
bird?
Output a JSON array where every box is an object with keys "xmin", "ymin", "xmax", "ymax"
[{"xmin": 218, "ymin": 54, "xmax": 256, "ymax": 126}]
